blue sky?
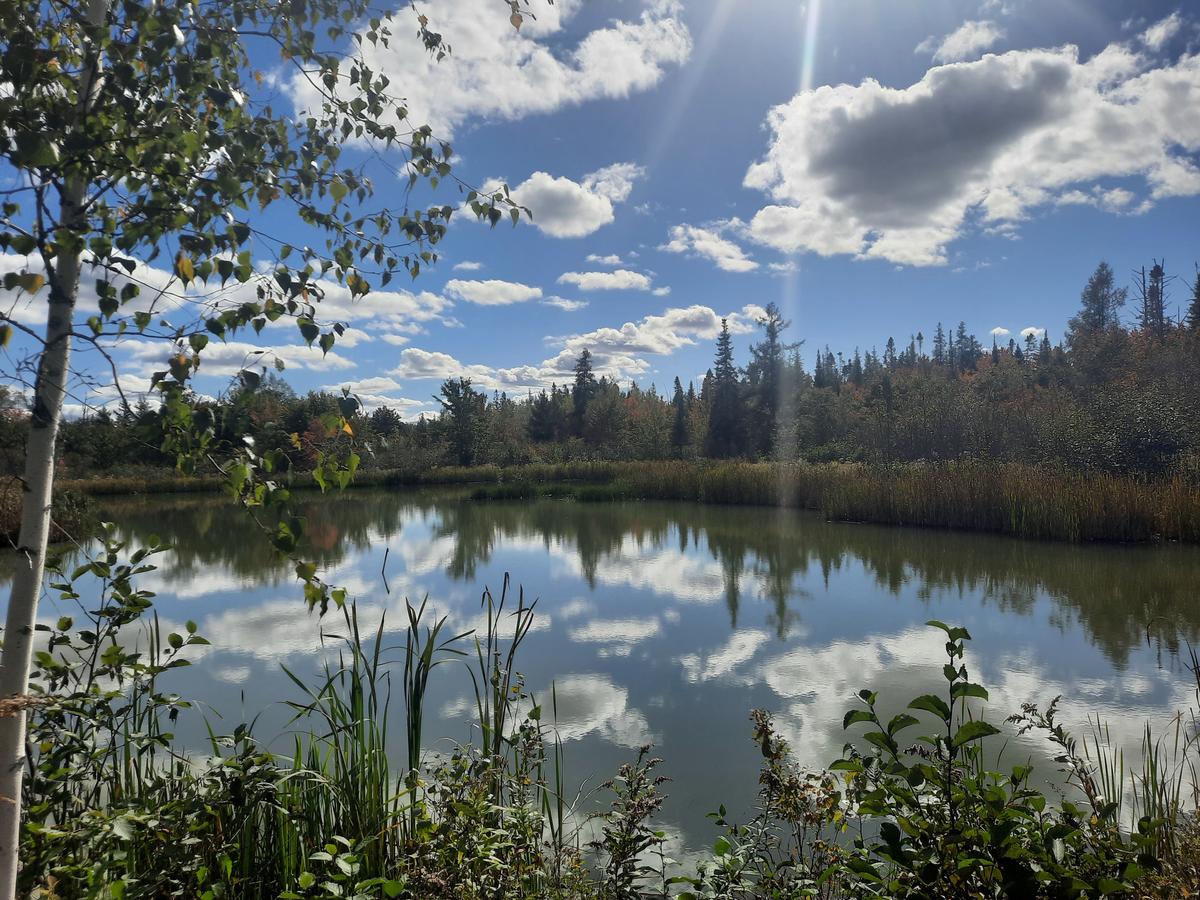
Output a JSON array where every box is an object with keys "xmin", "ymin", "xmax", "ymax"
[{"xmin": 5, "ymin": 0, "xmax": 1200, "ymax": 418}]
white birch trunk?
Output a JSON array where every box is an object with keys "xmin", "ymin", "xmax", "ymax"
[{"xmin": 0, "ymin": 0, "xmax": 109, "ymax": 892}]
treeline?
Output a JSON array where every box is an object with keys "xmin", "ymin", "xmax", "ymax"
[{"xmin": 3, "ymin": 259, "xmax": 1198, "ymax": 481}]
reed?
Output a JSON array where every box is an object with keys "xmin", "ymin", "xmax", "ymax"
[
  {"xmin": 455, "ymin": 460, "xmax": 1200, "ymax": 544},
  {"xmin": 62, "ymin": 459, "xmax": 1200, "ymax": 544}
]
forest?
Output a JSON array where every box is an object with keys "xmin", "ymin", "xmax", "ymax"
[{"xmin": 10, "ymin": 260, "xmax": 1198, "ymax": 483}]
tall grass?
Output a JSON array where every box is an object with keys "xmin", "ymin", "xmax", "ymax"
[
  {"xmin": 61, "ymin": 460, "xmax": 1200, "ymax": 543},
  {"xmin": 1085, "ymin": 643, "xmax": 1200, "ymax": 859},
  {"xmin": 462, "ymin": 460, "xmax": 1200, "ymax": 544}
]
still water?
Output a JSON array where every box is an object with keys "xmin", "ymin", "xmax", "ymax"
[{"xmin": 24, "ymin": 489, "xmax": 1200, "ymax": 856}]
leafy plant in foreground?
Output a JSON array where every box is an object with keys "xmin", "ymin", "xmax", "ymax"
[{"xmin": 829, "ymin": 621, "xmax": 1157, "ymax": 897}]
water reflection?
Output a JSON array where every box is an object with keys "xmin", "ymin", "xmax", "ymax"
[{"xmin": 9, "ymin": 488, "xmax": 1199, "ymax": 853}]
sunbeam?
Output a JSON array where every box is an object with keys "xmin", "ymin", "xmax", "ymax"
[{"xmin": 643, "ymin": 0, "xmax": 739, "ymax": 170}]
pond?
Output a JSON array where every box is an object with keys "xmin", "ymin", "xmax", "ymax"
[{"xmin": 16, "ymin": 488, "xmax": 1200, "ymax": 858}]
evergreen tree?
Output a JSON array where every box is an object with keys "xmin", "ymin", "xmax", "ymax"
[
  {"xmin": 705, "ymin": 319, "xmax": 743, "ymax": 458},
  {"xmin": 884, "ymin": 337, "xmax": 897, "ymax": 370},
  {"xmin": 1066, "ymin": 261, "xmax": 1127, "ymax": 346},
  {"xmin": 746, "ymin": 302, "xmax": 796, "ymax": 457},
  {"xmin": 369, "ymin": 406, "xmax": 402, "ymax": 437},
  {"xmin": 1136, "ymin": 261, "xmax": 1168, "ymax": 338},
  {"xmin": 932, "ymin": 323, "xmax": 947, "ymax": 365},
  {"xmin": 437, "ymin": 378, "xmax": 486, "ymax": 466},
  {"xmin": 527, "ymin": 390, "xmax": 556, "ymax": 442},
  {"xmin": 571, "ymin": 348, "xmax": 598, "ymax": 435},
  {"xmin": 1188, "ymin": 268, "xmax": 1200, "ymax": 331},
  {"xmin": 850, "ymin": 350, "xmax": 865, "ymax": 386},
  {"xmin": 670, "ymin": 377, "xmax": 689, "ymax": 456}
]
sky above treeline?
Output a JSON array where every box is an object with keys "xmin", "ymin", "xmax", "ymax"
[{"xmin": 6, "ymin": 0, "xmax": 1200, "ymax": 419}]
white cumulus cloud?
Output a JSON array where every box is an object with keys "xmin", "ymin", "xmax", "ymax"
[
  {"xmin": 1142, "ymin": 12, "xmax": 1183, "ymax": 50},
  {"xmin": 917, "ymin": 20, "xmax": 1006, "ymax": 63},
  {"xmin": 558, "ymin": 269, "xmax": 653, "ymax": 291},
  {"xmin": 542, "ymin": 296, "xmax": 589, "ymax": 312},
  {"xmin": 444, "ymin": 278, "xmax": 542, "ymax": 305},
  {"xmin": 293, "ymin": 0, "xmax": 692, "ymax": 137},
  {"xmin": 743, "ymin": 42, "xmax": 1200, "ymax": 267},
  {"xmin": 392, "ymin": 303, "xmax": 761, "ymax": 392},
  {"xmin": 499, "ymin": 163, "xmax": 644, "ymax": 238},
  {"xmin": 660, "ymin": 222, "xmax": 758, "ymax": 272}
]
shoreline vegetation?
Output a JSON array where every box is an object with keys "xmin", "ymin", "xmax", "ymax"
[
  {"xmin": 21, "ymin": 546, "xmax": 1200, "ymax": 898},
  {"xmin": 45, "ymin": 459, "xmax": 1200, "ymax": 545}
]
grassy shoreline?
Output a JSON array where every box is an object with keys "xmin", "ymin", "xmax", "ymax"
[{"xmin": 57, "ymin": 460, "xmax": 1200, "ymax": 545}]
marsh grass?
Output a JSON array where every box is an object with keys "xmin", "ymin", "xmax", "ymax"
[
  {"xmin": 59, "ymin": 460, "xmax": 1200, "ymax": 543},
  {"xmin": 462, "ymin": 461, "xmax": 1200, "ymax": 544}
]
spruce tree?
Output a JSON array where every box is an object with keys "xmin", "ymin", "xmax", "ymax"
[
  {"xmin": 705, "ymin": 319, "xmax": 743, "ymax": 458},
  {"xmin": 571, "ymin": 348, "xmax": 598, "ymax": 436},
  {"xmin": 1066, "ymin": 261, "xmax": 1127, "ymax": 346},
  {"xmin": 932, "ymin": 323, "xmax": 947, "ymax": 365},
  {"xmin": 747, "ymin": 302, "xmax": 795, "ymax": 457},
  {"xmin": 1137, "ymin": 261, "xmax": 1167, "ymax": 338},
  {"xmin": 671, "ymin": 377, "xmax": 689, "ymax": 456}
]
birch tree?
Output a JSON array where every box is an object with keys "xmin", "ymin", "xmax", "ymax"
[{"xmin": 0, "ymin": 0, "xmax": 527, "ymax": 892}]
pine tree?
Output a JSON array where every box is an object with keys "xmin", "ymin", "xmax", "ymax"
[
  {"xmin": 932, "ymin": 323, "xmax": 947, "ymax": 365},
  {"xmin": 1136, "ymin": 261, "xmax": 1168, "ymax": 338},
  {"xmin": 884, "ymin": 337, "xmax": 897, "ymax": 370},
  {"xmin": 671, "ymin": 377, "xmax": 688, "ymax": 456},
  {"xmin": 705, "ymin": 319, "xmax": 744, "ymax": 458},
  {"xmin": 850, "ymin": 349, "xmax": 864, "ymax": 386},
  {"xmin": 746, "ymin": 302, "xmax": 796, "ymax": 457},
  {"xmin": 528, "ymin": 390, "xmax": 556, "ymax": 442},
  {"xmin": 437, "ymin": 378, "xmax": 486, "ymax": 466},
  {"xmin": 571, "ymin": 348, "xmax": 598, "ymax": 435},
  {"xmin": 1066, "ymin": 261, "xmax": 1127, "ymax": 346}
]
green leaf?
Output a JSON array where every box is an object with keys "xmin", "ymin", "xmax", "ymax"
[
  {"xmin": 886, "ymin": 713, "xmax": 920, "ymax": 736},
  {"xmin": 713, "ymin": 836, "xmax": 731, "ymax": 856},
  {"xmin": 908, "ymin": 694, "xmax": 952, "ymax": 721},
  {"xmin": 843, "ymin": 709, "xmax": 874, "ymax": 730},
  {"xmin": 951, "ymin": 682, "xmax": 989, "ymax": 702},
  {"xmin": 926, "ymin": 620, "xmax": 971, "ymax": 642},
  {"xmin": 952, "ymin": 719, "xmax": 1001, "ymax": 749}
]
